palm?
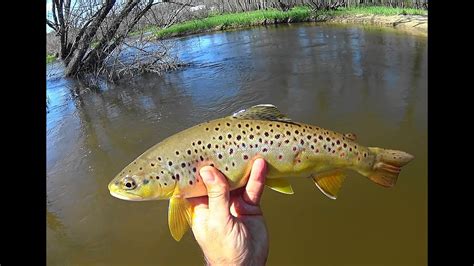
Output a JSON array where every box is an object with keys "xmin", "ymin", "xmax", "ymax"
[{"xmin": 188, "ymin": 159, "xmax": 269, "ymax": 265}]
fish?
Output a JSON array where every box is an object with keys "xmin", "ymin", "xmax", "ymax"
[{"xmin": 108, "ymin": 104, "xmax": 414, "ymax": 241}]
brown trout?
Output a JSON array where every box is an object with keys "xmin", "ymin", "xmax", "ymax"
[{"xmin": 108, "ymin": 104, "xmax": 414, "ymax": 241}]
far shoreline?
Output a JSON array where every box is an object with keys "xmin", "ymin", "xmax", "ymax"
[{"xmin": 47, "ymin": 6, "xmax": 427, "ymax": 64}]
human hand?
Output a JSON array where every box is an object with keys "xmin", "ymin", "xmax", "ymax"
[{"xmin": 188, "ymin": 158, "xmax": 269, "ymax": 266}]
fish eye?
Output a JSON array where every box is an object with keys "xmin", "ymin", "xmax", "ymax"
[{"xmin": 123, "ymin": 177, "xmax": 137, "ymax": 190}]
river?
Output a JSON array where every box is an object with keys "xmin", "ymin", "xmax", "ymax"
[{"xmin": 47, "ymin": 23, "xmax": 427, "ymax": 265}]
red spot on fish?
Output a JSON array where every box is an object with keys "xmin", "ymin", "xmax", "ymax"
[
  {"xmin": 243, "ymin": 155, "xmax": 248, "ymax": 160},
  {"xmin": 293, "ymin": 147, "xmax": 297, "ymax": 151},
  {"xmin": 278, "ymin": 155, "xmax": 283, "ymax": 160}
]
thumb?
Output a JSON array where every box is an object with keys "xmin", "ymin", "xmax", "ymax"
[{"xmin": 200, "ymin": 166, "xmax": 231, "ymax": 222}]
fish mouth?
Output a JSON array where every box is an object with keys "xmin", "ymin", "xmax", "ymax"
[{"xmin": 109, "ymin": 190, "xmax": 146, "ymax": 201}]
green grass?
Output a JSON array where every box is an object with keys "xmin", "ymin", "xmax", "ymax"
[
  {"xmin": 153, "ymin": 6, "xmax": 312, "ymax": 38},
  {"xmin": 331, "ymin": 6, "xmax": 427, "ymax": 16},
  {"xmin": 46, "ymin": 54, "xmax": 56, "ymax": 64}
]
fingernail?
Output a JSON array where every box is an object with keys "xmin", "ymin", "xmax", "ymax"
[{"xmin": 200, "ymin": 168, "xmax": 215, "ymax": 183}]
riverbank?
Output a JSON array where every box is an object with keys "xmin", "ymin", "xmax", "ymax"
[
  {"xmin": 150, "ymin": 6, "xmax": 427, "ymax": 39},
  {"xmin": 46, "ymin": 6, "xmax": 427, "ymax": 64}
]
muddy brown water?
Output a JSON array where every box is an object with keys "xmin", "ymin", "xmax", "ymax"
[{"xmin": 47, "ymin": 23, "xmax": 427, "ymax": 265}]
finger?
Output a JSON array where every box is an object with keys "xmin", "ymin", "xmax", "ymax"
[
  {"xmin": 243, "ymin": 158, "xmax": 267, "ymax": 206},
  {"xmin": 199, "ymin": 166, "xmax": 231, "ymax": 222},
  {"xmin": 187, "ymin": 196, "xmax": 208, "ymax": 210}
]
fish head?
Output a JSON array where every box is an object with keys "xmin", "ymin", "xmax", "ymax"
[{"xmin": 108, "ymin": 158, "xmax": 173, "ymax": 201}]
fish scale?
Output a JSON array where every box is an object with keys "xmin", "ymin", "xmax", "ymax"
[{"xmin": 108, "ymin": 104, "xmax": 414, "ymax": 241}]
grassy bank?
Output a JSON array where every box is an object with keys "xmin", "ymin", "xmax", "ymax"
[
  {"xmin": 153, "ymin": 6, "xmax": 311, "ymax": 39},
  {"xmin": 150, "ymin": 6, "xmax": 427, "ymax": 39}
]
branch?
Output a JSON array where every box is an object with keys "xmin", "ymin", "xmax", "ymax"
[{"xmin": 46, "ymin": 19, "xmax": 58, "ymax": 32}]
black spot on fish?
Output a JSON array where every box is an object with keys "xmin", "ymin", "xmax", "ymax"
[
  {"xmin": 219, "ymin": 136, "xmax": 223, "ymax": 140},
  {"xmin": 307, "ymin": 135, "xmax": 311, "ymax": 140},
  {"xmin": 143, "ymin": 179, "xmax": 149, "ymax": 184},
  {"xmin": 207, "ymin": 144, "xmax": 211, "ymax": 149},
  {"xmin": 300, "ymin": 140, "xmax": 304, "ymax": 145},
  {"xmin": 318, "ymin": 136, "xmax": 323, "ymax": 140},
  {"xmin": 187, "ymin": 150, "xmax": 191, "ymax": 155},
  {"xmin": 238, "ymin": 124, "xmax": 241, "ymax": 128},
  {"xmin": 181, "ymin": 163, "xmax": 186, "ymax": 168},
  {"xmin": 226, "ymin": 123, "xmax": 230, "ymax": 126},
  {"xmin": 151, "ymin": 163, "xmax": 155, "ymax": 167},
  {"xmin": 245, "ymin": 124, "xmax": 249, "ymax": 128},
  {"xmin": 198, "ymin": 141, "xmax": 202, "ymax": 145},
  {"xmin": 175, "ymin": 151, "xmax": 180, "ymax": 155},
  {"xmin": 200, "ymin": 156, "xmax": 204, "ymax": 161},
  {"xmin": 256, "ymin": 126, "xmax": 260, "ymax": 130},
  {"xmin": 218, "ymin": 154, "xmax": 223, "ymax": 159},
  {"xmin": 243, "ymin": 155, "xmax": 248, "ymax": 160},
  {"xmin": 276, "ymin": 124, "xmax": 280, "ymax": 128},
  {"xmin": 343, "ymin": 143, "xmax": 347, "ymax": 148},
  {"xmin": 158, "ymin": 157, "xmax": 162, "ymax": 161},
  {"xmin": 229, "ymin": 148, "xmax": 233, "ymax": 154},
  {"xmin": 189, "ymin": 180, "xmax": 193, "ymax": 185},
  {"xmin": 295, "ymin": 130, "xmax": 299, "ymax": 134},
  {"xmin": 206, "ymin": 128, "xmax": 209, "ymax": 131},
  {"xmin": 275, "ymin": 134, "xmax": 280, "ymax": 139},
  {"xmin": 192, "ymin": 167, "xmax": 196, "ymax": 172},
  {"xmin": 264, "ymin": 132, "xmax": 269, "ymax": 137},
  {"xmin": 228, "ymin": 134, "xmax": 232, "ymax": 139},
  {"xmin": 156, "ymin": 176, "xmax": 160, "ymax": 180},
  {"xmin": 215, "ymin": 128, "xmax": 219, "ymax": 131},
  {"xmin": 249, "ymin": 135, "xmax": 254, "ymax": 139}
]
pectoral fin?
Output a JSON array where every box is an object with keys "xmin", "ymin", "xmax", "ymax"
[
  {"xmin": 168, "ymin": 196, "xmax": 193, "ymax": 241},
  {"xmin": 312, "ymin": 171, "xmax": 346, "ymax": 200},
  {"xmin": 265, "ymin": 178, "xmax": 294, "ymax": 194}
]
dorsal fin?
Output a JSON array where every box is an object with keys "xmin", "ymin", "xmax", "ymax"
[{"xmin": 231, "ymin": 104, "xmax": 293, "ymax": 122}]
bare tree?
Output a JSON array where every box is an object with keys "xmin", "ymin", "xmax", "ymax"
[{"xmin": 46, "ymin": 0, "xmax": 191, "ymax": 78}]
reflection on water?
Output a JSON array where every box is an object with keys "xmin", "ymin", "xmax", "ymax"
[{"xmin": 47, "ymin": 23, "xmax": 427, "ymax": 265}]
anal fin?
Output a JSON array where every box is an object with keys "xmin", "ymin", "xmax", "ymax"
[
  {"xmin": 168, "ymin": 195, "xmax": 193, "ymax": 241},
  {"xmin": 312, "ymin": 171, "xmax": 346, "ymax": 200},
  {"xmin": 265, "ymin": 178, "xmax": 294, "ymax": 195}
]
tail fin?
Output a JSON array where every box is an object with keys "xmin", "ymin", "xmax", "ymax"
[{"xmin": 366, "ymin": 147, "xmax": 414, "ymax": 188}]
